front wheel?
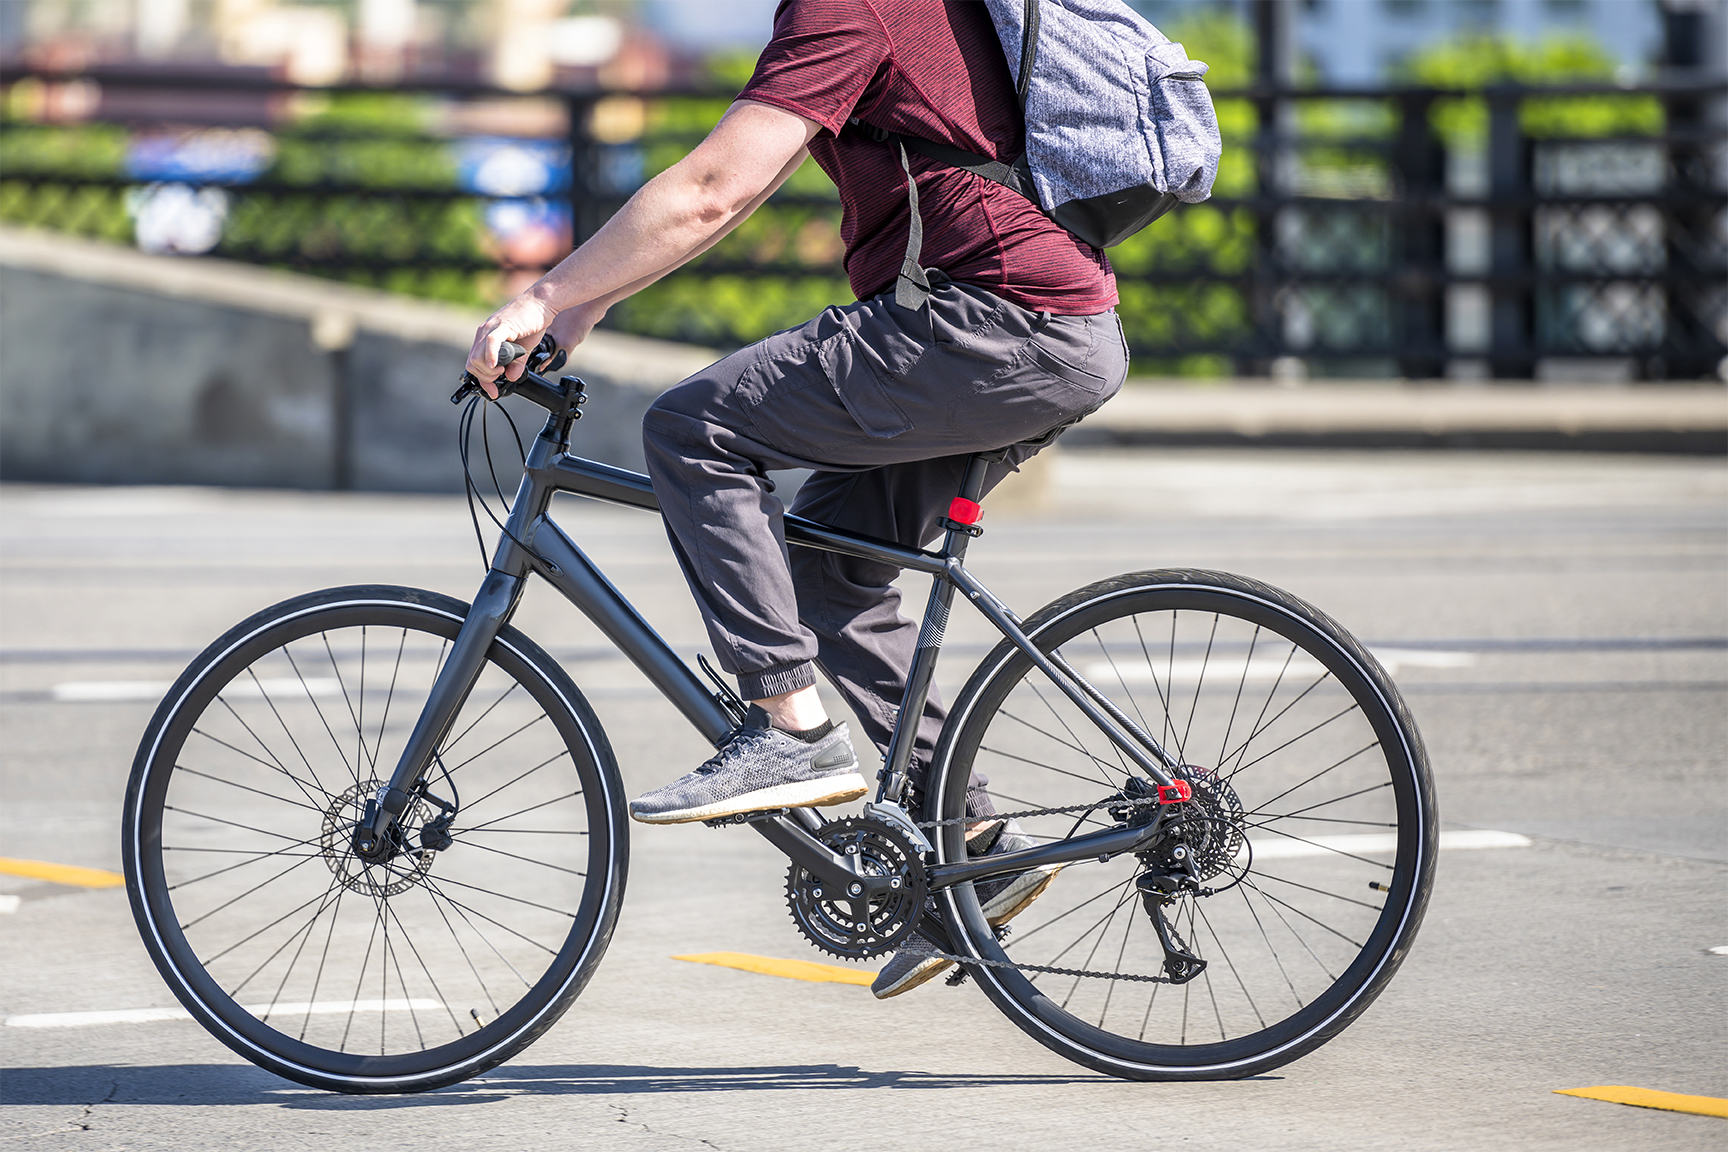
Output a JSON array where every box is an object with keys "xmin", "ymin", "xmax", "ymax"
[
  {"xmin": 928, "ymin": 570, "xmax": 1436, "ymax": 1080},
  {"xmin": 122, "ymin": 585, "xmax": 628, "ymax": 1094}
]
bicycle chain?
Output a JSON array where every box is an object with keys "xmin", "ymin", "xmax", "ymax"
[
  {"xmin": 912, "ymin": 796, "xmax": 1174, "ymax": 984},
  {"xmin": 919, "ymin": 947, "xmax": 1175, "ymax": 985},
  {"xmin": 913, "ymin": 796, "xmax": 1159, "ymax": 829}
]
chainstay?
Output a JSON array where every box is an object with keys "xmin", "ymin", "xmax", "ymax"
[{"xmin": 915, "ymin": 796, "xmax": 1173, "ymax": 982}]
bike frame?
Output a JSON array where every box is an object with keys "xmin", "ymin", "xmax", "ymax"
[{"xmin": 365, "ymin": 380, "xmax": 1188, "ymax": 904}]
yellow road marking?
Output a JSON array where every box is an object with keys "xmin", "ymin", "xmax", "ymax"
[
  {"xmin": 672, "ymin": 952, "xmax": 875, "ymax": 987},
  {"xmin": 0, "ymin": 857, "xmax": 124, "ymax": 889},
  {"xmin": 1555, "ymin": 1086, "xmax": 1728, "ymax": 1119}
]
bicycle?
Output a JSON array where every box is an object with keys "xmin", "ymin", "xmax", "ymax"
[{"xmin": 122, "ymin": 340, "xmax": 1437, "ymax": 1094}]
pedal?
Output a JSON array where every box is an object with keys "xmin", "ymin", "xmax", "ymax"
[{"xmin": 702, "ymin": 808, "xmax": 791, "ymax": 828}]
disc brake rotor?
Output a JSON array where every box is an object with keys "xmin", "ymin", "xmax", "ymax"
[{"xmin": 321, "ymin": 780, "xmax": 435, "ymax": 897}]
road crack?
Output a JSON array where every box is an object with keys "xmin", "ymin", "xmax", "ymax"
[{"xmin": 611, "ymin": 1103, "xmax": 726, "ymax": 1150}]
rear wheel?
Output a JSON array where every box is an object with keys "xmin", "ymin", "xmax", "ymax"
[
  {"xmin": 122, "ymin": 586, "xmax": 627, "ymax": 1094},
  {"xmin": 929, "ymin": 570, "xmax": 1435, "ymax": 1080}
]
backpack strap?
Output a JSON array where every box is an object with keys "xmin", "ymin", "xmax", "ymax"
[
  {"xmin": 889, "ymin": 136, "xmax": 933, "ymax": 311},
  {"xmin": 848, "ymin": 118, "xmax": 1038, "ymax": 311}
]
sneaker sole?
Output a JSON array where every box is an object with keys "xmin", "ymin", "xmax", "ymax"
[
  {"xmin": 873, "ymin": 865, "xmax": 1064, "ymax": 1000},
  {"xmin": 982, "ymin": 863, "xmax": 1064, "ymax": 926},
  {"xmin": 628, "ymin": 772, "xmax": 869, "ymax": 825},
  {"xmin": 871, "ymin": 954, "xmax": 953, "ymax": 999}
]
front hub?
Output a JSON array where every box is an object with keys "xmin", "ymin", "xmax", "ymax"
[{"xmin": 327, "ymin": 780, "xmax": 435, "ymax": 896}]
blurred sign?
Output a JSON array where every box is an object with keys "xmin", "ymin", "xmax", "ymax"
[
  {"xmin": 125, "ymin": 128, "xmax": 276, "ymax": 184},
  {"xmin": 127, "ymin": 185, "xmax": 229, "ymax": 255},
  {"xmin": 456, "ymin": 137, "xmax": 571, "ymax": 198}
]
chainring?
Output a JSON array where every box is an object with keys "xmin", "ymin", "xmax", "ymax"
[{"xmin": 785, "ymin": 815, "xmax": 928, "ymax": 960}]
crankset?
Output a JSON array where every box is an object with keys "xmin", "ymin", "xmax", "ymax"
[{"xmin": 785, "ymin": 815, "xmax": 928, "ymax": 960}]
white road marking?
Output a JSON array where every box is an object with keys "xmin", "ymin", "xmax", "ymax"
[
  {"xmin": 5, "ymin": 997, "xmax": 443, "ymax": 1029},
  {"xmin": 50, "ymin": 677, "xmax": 342, "ymax": 703},
  {"xmin": 1708, "ymin": 946, "xmax": 1728, "ymax": 957},
  {"xmin": 1083, "ymin": 647, "xmax": 1474, "ymax": 685},
  {"xmin": 1246, "ymin": 829, "xmax": 1532, "ymax": 861},
  {"xmin": 0, "ymin": 895, "xmax": 19, "ymax": 914}
]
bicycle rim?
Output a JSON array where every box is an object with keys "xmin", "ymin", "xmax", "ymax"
[
  {"xmin": 123, "ymin": 587, "xmax": 626, "ymax": 1093},
  {"xmin": 931, "ymin": 570, "xmax": 1435, "ymax": 1079}
]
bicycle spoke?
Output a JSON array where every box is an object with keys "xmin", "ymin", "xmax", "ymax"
[
  {"xmin": 442, "ymin": 714, "xmax": 549, "ymax": 776},
  {"xmin": 167, "ymin": 835, "xmax": 326, "ymax": 891},
  {"xmin": 440, "ymin": 679, "xmax": 526, "ymax": 759},
  {"xmin": 174, "ymin": 762, "xmax": 327, "ymax": 815},
  {"xmin": 1029, "ymin": 677, "xmax": 1132, "ymax": 782},
  {"xmin": 1178, "ymin": 614, "xmax": 1220, "ymax": 760},
  {"xmin": 242, "ymin": 667, "xmax": 338, "ymax": 801},
  {"xmin": 180, "ymin": 849, "xmax": 326, "ymax": 933},
  {"xmin": 1243, "ymin": 750, "xmax": 1385, "ymax": 819},
  {"xmin": 461, "ymin": 748, "xmax": 571, "ymax": 811},
  {"xmin": 1247, "ymin": 823, "xmax": 1396, "ymax": 871},
  {"xmin": 1250, "ymin": 869, "xmax": 1385, "ymax": 913},
  {"xmin": 456, "ymin": 790, "xmax": 583, "ymax": 835},
  {"xmin": 204, "ymin": 707, "xmax": 332, "ymax": 811},
  {"xmin": 455, "ymin": 837, "xmax": 586, "ymax": 877}
]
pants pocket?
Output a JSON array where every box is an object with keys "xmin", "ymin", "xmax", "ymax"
[
  {"xmin": 1025, "ymin": 313, "xmax": 1110, "ymax": 392},
  {"xmin": 818, "ymin": 327, "xmax": 914, "ymax": 439}
]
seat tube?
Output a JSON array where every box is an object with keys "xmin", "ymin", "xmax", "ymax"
[{"xmin": 878, "ymin": 454, "xmax": 993, "ymax": 805}]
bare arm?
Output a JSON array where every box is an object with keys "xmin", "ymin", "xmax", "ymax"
[
  {"xmin": 466, "ymin": 100, "xmax": 820, "ymax": 390},
  {"xmin": 544, "ymin": 146, "xmax": 808, "ymax": 351}
]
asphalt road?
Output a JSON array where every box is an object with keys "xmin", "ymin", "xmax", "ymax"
[{"xmin": 2, "ymin": 447, "xmax": 1724, "ymax": 1151}]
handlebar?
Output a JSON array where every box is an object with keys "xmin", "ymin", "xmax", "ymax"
[{"xmin": 451, "ymin": 339, "xmax": 586, "ymax": 420}]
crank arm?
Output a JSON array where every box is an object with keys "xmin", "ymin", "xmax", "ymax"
[
  {"xmin": 751, "ymin": 815, "xmax": 897, "ymax": 895},
  {"xmin": 925, "ymin": 817, "xmax": 1164, "ymax": 891}
]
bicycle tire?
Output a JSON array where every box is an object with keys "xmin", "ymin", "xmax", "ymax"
[
  {"xmin": 928, "ymin": 569, "xmax": 1436, "ymax": 1080},
  {"xmin": 122, "ymin": 585, "xmax": 627, "ymax": 1094}
]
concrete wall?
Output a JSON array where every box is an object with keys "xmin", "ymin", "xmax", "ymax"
[{"xmin": 0, "ymin": 227, "xmax": 718, "ymax": 490}]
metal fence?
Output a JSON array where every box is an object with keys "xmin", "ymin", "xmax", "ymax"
[{"xmin": 2, "ymin": 65, "xmax": 1723, "ymax": 379}]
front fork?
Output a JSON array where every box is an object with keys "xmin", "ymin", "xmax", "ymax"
[{"xmin": 353, "ymin": 568, "xmax": 522, "ymax": 861}]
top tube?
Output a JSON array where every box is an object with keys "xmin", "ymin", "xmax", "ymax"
[{"xmin": 539, "ymin": 452, "xmax": 955, "ymax": 579}]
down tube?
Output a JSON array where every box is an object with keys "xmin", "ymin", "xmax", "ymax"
[{"xmin": 527, "ymin": 515, "xmax": 735, "ymax": 745}]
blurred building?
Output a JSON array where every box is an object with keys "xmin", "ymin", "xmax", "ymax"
[
  {"xmin": 0, "ymin": 0, "xmax": 675, "ymax": 91},
  {"xmin": 1296, "ymin": 0, "xmax": 1670, "ymax": 85}
]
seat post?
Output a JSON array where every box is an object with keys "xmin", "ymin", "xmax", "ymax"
[{"xmin": 959, "ymin": 451, "xmax": 1000, "ymax": 503}]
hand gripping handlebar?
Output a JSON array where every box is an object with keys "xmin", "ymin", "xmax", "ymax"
[
  {"xmin": 451, "ymin": 339, "xmax": 580, "ymax": 415},
  {"xmin": 451, "ymin": 341, "xmax": 526, "ymax": 404}
]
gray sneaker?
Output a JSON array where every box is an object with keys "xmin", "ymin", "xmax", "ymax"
[
  {"xmin": 628, "ymin": 706, "xmax": 866, "ymax": 825},
  {"xmin": 871, "ymin": 819, "xmax": 1062, "ymax": 999}
]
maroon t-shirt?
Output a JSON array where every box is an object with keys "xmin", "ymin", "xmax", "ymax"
[{"xmin": 737, "ymin": 0, "xmax": 1117, "ymax": 314}]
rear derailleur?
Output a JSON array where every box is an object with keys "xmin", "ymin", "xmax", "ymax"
[{"xmin": 1135, "ymin": 815, "xmax": 1208, "ymax": 985}]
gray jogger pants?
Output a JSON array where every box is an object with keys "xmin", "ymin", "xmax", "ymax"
[{"xmin": 642, "ymin": 280, "xmax": 1128, "ymax": 783}]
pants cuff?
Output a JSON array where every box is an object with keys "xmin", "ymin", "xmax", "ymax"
[{"xmin": 738, "ymin": 661, "xmax": 817, "ymax": 702}]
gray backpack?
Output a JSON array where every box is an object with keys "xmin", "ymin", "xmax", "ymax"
[{"xmin": 854, "ymin": 0, "xmax": 1222, "ymax": 308}]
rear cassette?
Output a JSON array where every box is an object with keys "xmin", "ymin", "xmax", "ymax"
[{"xmin": 785, "ymin": 816, "xmax": 927, "ymax": 960}]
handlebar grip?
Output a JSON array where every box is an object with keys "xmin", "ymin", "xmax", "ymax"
[{"xmin": 450, "ymin": 341, "xmax": 530, "ymax": 404}]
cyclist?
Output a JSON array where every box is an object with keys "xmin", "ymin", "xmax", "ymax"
[{"xmin": 465, "ymin": 0, "xmax": 1128, "ymax": 996}]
